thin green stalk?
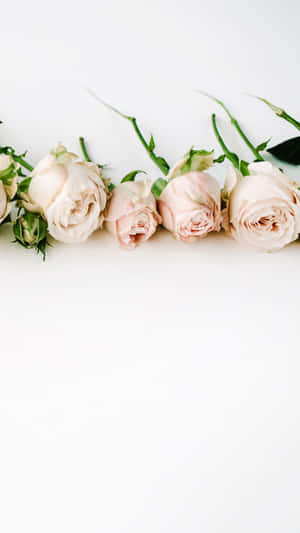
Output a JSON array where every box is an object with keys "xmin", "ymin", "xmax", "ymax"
[
  {"xmin": 79, "ymin": 137, "xmax": 92, "ymax": 162},
  {"xmin": 199, "ymin": 91, "xmax": 264, "ymax": 161},
  {"xmin": 211, "ymin": 114, "xmax": 239, "ymax": 169},
  {"xmin": 253, "ymin": 96, "xmax": 300, "ymax": 131},
  {"xmin": 13, "ymin": 155, "xmax": 33, "ymax": 172},
  {"xmin": 85, "ymin": 88, "xmax": 169, "ymax": 175}
]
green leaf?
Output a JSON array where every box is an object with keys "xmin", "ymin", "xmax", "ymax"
[
  {"xmin": 180, "ymin": 148, "xmax": 214, "ymax": 174},
  {"xmin": 107, "ymin": 182, "xmax": 115, "ymax": 193},
  {"xmin": 149, "ymin": 135, "xmax": 155, "ymax": 152},
  {"xmin": 121, "ymin": 170, "xmax": 146, "ymax": 183},
  {"xmin": 155, "ymin": 157, "xmax": 170, "ymax": 175},
  {"xmin": 214, "ymin": 154, "xmax": 226, "ymax": 163},
  {"xmin": 13, "ymin": 210, "xmax": 49, "ymax": 260},
  {"xmin": 18, "ymin": 176, "xmax": 32, "ymax": 194},
  {"xmin": 151, "ymin": 178, "xmax": 168, "ymax": 199},
  {"xmin": 226, "ymin": 151, "xmax": 240, "ymax": 168},
  {"xmin": 239, "ymin": 160, "xmax": 250, "ymax": 176},
  {"xmin": 256, "ymin": 138, "xmax": 271, "ymax": 152},
  {"xmin": 0, "ymin": 163, "xmax": 16, "ymax": 186},
  {"xmin": 267, "ymin": 136, "xmax": 300, "ymax": 165}
]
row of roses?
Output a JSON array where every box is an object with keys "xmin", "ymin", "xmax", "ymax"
[{"xmin": 0, "ymin": 93, "xmax": 299, "ymax": 258}]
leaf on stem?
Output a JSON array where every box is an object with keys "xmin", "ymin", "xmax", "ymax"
[
  {"xmin": 121, "ymin": 170, "xmax": 146, "ymax": 183},
  {"xmin": 151, "ymin": 178, "xmax": 168, "ymax": 199},
  {"xmin": 85, "ymin": 88, "xmax": 170, "ymax": 175},
  {"xmin": 256, "ymin": 138, "xmax": 271, "ymax": 153}
]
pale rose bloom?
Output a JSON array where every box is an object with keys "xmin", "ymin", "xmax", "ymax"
[
  {"xmin": 158, "ymin": 171, "xmax": 221, "ymax": 242},
  {"xmin": 105, "ymin": 179, "xmax": 161, "ymax": 249},
  {"xmin": 24, "ymin": 143, "xmax": 107, "ymax": 243},
  {"xmin": 0, "ymin": 154, "xmax": 18, "ymax": 223},
  {"xmin": 224, "ymin": 161, "xmax": 300, "ymax": 251}
]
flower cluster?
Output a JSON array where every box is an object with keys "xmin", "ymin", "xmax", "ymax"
[{"xmin": 1, "ymin": 93, "xmax": 300, "ymax": 259}]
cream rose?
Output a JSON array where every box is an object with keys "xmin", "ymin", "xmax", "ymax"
[
  {"xmin": 24, "ymin": 143, "xmax": 107, "ymax": 243},
  {"xmin": 224, "ymin": 161, "xmax": 300, "ymax": 251},
  {"xmin": 105, "ymin": 179, "xmax": 161, "ymax": 249},
  {"xmin": 0, "ymin": 154, "xmax": 18, "ymax": 223},
  {"xmin": 158, "ymin": 157, "xmax": 221, "ymax": 242}
]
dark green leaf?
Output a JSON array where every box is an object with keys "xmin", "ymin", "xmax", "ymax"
[
  {"xmin": 151, "ymin": 178, "xmax": 168, "ymax": 199},
  {"xmin": 267, "ymin": 136, "xmax": 300, "ymax": 165},
  {"xmin": 121, "ymin": 170, "xmax": 146, "ymax": 183}
]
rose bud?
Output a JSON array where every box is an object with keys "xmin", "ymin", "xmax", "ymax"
[
  {"xmin": 154, "ymin": 150, "xmax": 221, "ymax": 242},
  {"xmin": 22, "ymin": 143, "xmax": 107, "ymax": 244},
  {"xmin": 0, "ymin": 154, "xmax": 18, "ymax": 223},
  {"xmin": 105, "ymin": 177, "xmax": 161, "ymax": 249},
  {"xmin": 13, "ymin": 210, "xmax": 48, "ymax": 259},
  {"xmin": 224, "ymin": 161, "xmax": 300, "ymax": 251}
]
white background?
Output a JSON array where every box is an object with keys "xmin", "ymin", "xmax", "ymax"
[{"xmin": 1, "ymin": 1, "xmax": 300, "ymax": 531}]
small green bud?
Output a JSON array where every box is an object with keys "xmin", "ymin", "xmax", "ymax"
[{"xmin": 13, "ymin": 210, "xmax": 48, "ymax": 259}]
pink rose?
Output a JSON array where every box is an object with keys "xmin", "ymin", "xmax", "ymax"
[
  {"xmin": 158, "ymin": 171, "xmax": 221, "ymax": 242},
  {"xmin": 105, "ymin": 179, "xmax": 161, "ymax": 249},
  {"xmin": 224, "ymin": 162, "xmax": 300, "ymax": 251}
]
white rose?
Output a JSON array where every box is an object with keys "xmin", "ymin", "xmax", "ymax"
[
  {"xmin": 0, "ymin": 154, "xmax": 18, "ymax": 223},
  {"xmin": 224, "ymin": 162, "xmax": 300, "ymax": 251},
  {"xmin": 25, "ymin": 143, "xmax": 107, "ymax": 243}
]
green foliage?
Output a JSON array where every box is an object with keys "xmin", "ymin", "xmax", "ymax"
[
  {"xmin": 13, "ymin": 210, "xmax": 49, "ymax": 260},
  {"xmin": 17, "ymin": 176, "xmax": 32, "ymax": 194},
  {"xmin": 256, "ymin": 139, "xmax": 271, "ymax": 152},
  {"xmin": 0, "ymin": 163, "xmax": 17, "ymax": 186},
  {"xmin": 151, "ymin": 178, "xmax": 168, "ymax": 199},
  {"xmin": 121, "ymin": 170, "xmax": 146, "ymax": 183},
  {"xmin": 214, "ymin": 154, "xmax": 226, "ymax": 163},
  {"xmin": 239, "ymin": 160, "xmax": 250, "ymax": 176},
  {"xmin": 267, "ymin": 136, "xmax": 300, "ymax": 165}
]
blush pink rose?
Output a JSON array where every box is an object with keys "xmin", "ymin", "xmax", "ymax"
[
  {"xmin": 224, "ymin": 162, "xmax": 300, "ymax": 251},
  {"xmin": 105, "ymin": 179, "xmax": 161, "ymax": 249},
  {"xmin": 158, "ymin": 171, "xmax": 221, "ymax": 242}
]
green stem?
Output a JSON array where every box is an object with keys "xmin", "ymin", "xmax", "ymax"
[
  {"xmin": 200, "ymin": 92, "xmax": 264, "ymax": 161},
  {"xmin": 86, "ymin": 89, "xmax": 169, "ymax": 176},
  {"xmin": 211, "ymin": 114, "xmax": 240, "ymax": 169},
  {"xmin": 130, "ymin": 118, "xmax": 168, "ymax": 175},
  {"xmin": 79, "ymin": 137, "xmax": 92, "ymax": 162},
  {"xmin": 13, "ymin": 155, "xmax": 33, "ymax": 172},
  {"xmin": 254, "ymin": 96, "xmax": 300, "ymax": 131}
]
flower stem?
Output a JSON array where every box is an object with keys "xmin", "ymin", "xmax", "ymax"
[
  {"xmin": 0, "ymin": 145, "xmax": 34, "ymax": 172},
  {"xmin": 79, "ymin": 137, "xmax": 92, "ymax": 162},
  {"xmin": 11, "ymin": 154, "xmax": 33, "ymax": 172},
  {"xmin": 253, "ymin": 96, "xmax": 300, "ymax": 131},
  {"xmin": 211, "ymin": 114, "xmax": 240, "ymax": 169},
  {"xmin": 86, "ymin": 89, "xmax": 170, "ymax": 176},
  {"xmin": 200, "ymin": 92, "xmax": 264, "ymax": 161}
]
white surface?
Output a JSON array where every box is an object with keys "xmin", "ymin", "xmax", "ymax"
[{"xmin": 1, "ymin": 1, "xmax": 300, "ymax": 532}]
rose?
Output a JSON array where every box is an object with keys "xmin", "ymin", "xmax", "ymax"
[
  {"xmin": 157, "ymin": 154, "xmax": 221, "ymax": 242},
  {"xmin": 105, "ymin": 179, "xmax": 161, "ymax": 249},
  {"xmin": 224, "ymin": 161, "xmax": 300, "ymax": 251},
  {"xmin": 23, "ymin": 143, "xmax": 107, "ymax": 244},
  {"xmin": 0, "ymin": 154, "xmax": 18, "ymax": 223}
]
